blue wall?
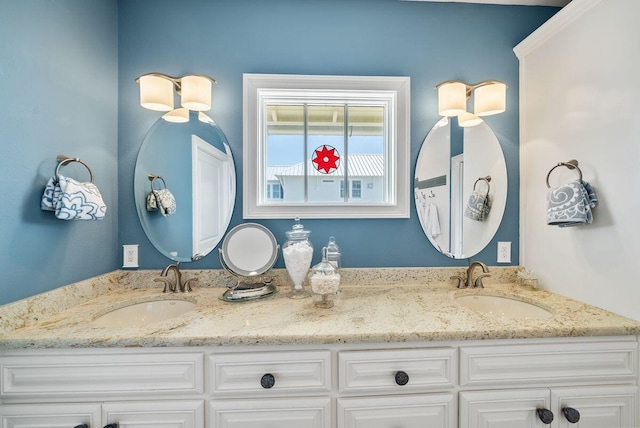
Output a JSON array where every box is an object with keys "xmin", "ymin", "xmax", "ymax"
[
  {"xmin": 0, "ymin": 0, "xmax": 558, "ymax": 306},
  {"xmin": 118, "ymin": 0, "xmax": 557, "ymax": 271},
  {"xmin": 0, "ymin": 0, "xmax": 119, "ymax": 305}
]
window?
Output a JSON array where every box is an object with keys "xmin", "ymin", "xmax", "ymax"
[
  {"xmin": 352, "ymin": 180, "xmax": 362, "ymax": 199},
  {"xmin": 243, "ymin": 74, "xmax": 410, "ymax": 219},
  {"xmin": 266, "ymin": 183, "xmax": 283, "ymax": 200}
]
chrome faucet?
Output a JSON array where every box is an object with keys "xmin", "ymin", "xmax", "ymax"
[
  {"xmin": 154, "ymin": 262, "xmax": 197, "ymax": 293},
  {"xmin": 451, "ymin": 260, "xmax": 491, "ymax": 288}
]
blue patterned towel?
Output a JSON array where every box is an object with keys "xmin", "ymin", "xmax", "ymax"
[
  {"xmin": 41, "ymin": 174, "xmax": 107, "ymax": 220},
  {"xmin": 465, "ymin": 191, "xmax": 492, "ymax": 222},
  {"xmin": 146, "ymin": 189, "xmax": 176, "ymax": 216},
  {"xmin": 547, "ymin": 180, "xmax": 597, "ymax": 227},
  {"xmin": 41, "ymin": 177, "xmax": 62, "ymax": 211}
]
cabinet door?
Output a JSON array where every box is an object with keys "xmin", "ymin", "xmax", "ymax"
[
  {"xmin": 552, "ymin": 385, "xmax": 637, "ymax": 428},
  {"xmin": 102, "ymin": 401, "xmax": 204, "ymax": 428},
  {"xmin": 460, "ymin": 389, "xmax": 550, "ymax": 428},
  {"xmin": 0, "ymin": 403, "xmax": 101, "ymax": 428},
  {"xmin": 337, "ymin": 394, "xmax": 455, "ymax": 428},
  {"xmin": 210, "ymin": 397, "xmax": 330, "ymax": 428}
]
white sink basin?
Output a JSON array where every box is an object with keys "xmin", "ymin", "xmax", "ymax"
[
  {"xmin": 93, "ymin": 299, "xmax": 196, "ymax": 328},
  {"xmin": 455, "ymin": 294, "xmax": 552, "ymax": 319}
]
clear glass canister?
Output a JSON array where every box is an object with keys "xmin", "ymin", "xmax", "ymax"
[
  {"xmin": 309, "ymin": 247, "xmax": 341, "ymax": 308},
  {"xmin": 326, "ymin": 236, "xmax": 341, "ymax": 270},
  {"xmin": 282, "ymin": 217, "xmax": 313, "ymax": 298}
]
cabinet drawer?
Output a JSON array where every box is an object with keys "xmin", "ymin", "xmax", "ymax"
[
  {"xmin": 210, "ymin": 397, "xmax": 331, "ymax": 428},
  {"xmin": 337, "ymin": 394, "xmax": 455, "ymax": 428},
  {"xmin": 338, "ymin": 348, "xmax": 455, "ymax": 395},
  {"xmin": 102, "ymin": 400, "xmax": 205, "ymax": 428},
  {"xmin": 209, "ymin": 350, "xmax": 331, "ymax": 395},
  {"xmin": 1, "ymin": 351, "xmax": 204, "ymax": 398},
  {"xmin": 0, "ymin": 403, "xmax": 101, "ymax": 427},
  {"xmin": 460, "ymin": 340, "xmax": 637, "ymax": 387}
]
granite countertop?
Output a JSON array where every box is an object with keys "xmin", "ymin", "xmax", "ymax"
[{"xmin": 1, "ymin": 268, "xmax": 639, "ymax": 349}]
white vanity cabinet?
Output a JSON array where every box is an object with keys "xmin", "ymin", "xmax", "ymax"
[
  {"xmin": 208, "ymin": 350, "xmax": 332, "ymax": 428},
  {"xmin": 0, "ymin": 349, "xmax": 206, "ymax": 428},
  {"xmin": 460, "ymin": 386, "xmax": 637, "ymax": 428},
  {"xmin": 0, "ymin": 401, "xmax": 205, "ymax": 427},
  {"xmin": 336, "ymin": 348, "xmax": 456, "ymax": 428},
  {"xmin": 458, "ymin": 340, "xmax": 639, "ymax": 428},
  {"xmin": 0, "ymin": 337, "xmax": 637, "ymax": 428}
]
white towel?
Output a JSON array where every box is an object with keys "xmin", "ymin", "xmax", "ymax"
[
  {"xmin": 425, "ymin": 201, "xmax": 441, "ymax": 238},
  {"xmin": 48, "ymin": 174, "xmax": 107, "ymax": 220}
]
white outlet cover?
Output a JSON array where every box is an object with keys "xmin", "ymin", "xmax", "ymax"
[
  {"xmin": 497, "ymin": 241, "xmax": 511, "ymax": 263},
  {"xmin": 123, "ymin": 244, "xmax": 139, "ymax": 268}
]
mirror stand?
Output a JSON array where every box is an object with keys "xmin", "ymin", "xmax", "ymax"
[{"xmin": 218, "ymin": 249, "xmax": 278, "ymax": 302}]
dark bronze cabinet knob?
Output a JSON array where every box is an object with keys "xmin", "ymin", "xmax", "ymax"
[
  {"xmin": 562, "ymin": 407, "xmax": 581, "ymax": 423},
  {"xmin": 536, "ymin": 408, "xmax": 554, "ymax": 424},
  {"xmin": 394, "ymin": 370, "xmax": 409, "ymax": 386},
  {"xmin": 103, "ymin": 424, "xmax": 118, "ymax": 428},
  {"xmin": 74, "ymin": 425, "xmax": 88, "ymax": 428},
  {"xmin": 261, "ymin": 373, "xmax": 275, "ymax": 389}
]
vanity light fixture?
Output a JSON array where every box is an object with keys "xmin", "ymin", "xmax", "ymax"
[
  {"xmin": 436, "ymin": 80, "xmax": 507, "ymax": 127},
  {"xmin": 135, "ymin": 73, "xmax": 217, "ymax": 122}
]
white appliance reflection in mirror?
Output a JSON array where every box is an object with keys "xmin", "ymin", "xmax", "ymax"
[
  {"xmin": 414, "ymin": 119, "xmax": 507, "ymax": 259},
  {"xmin": 135, "ymin": 115, "xmax": 236, "ymax": 262}
]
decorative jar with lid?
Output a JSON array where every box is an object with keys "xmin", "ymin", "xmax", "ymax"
[
  {"xmin": 282, "ymin": 217, "xmax": 313, "ymax": 298},
  {"xmin": 309, "ymin": 247, "xmax": 341, "ymax": 308}
]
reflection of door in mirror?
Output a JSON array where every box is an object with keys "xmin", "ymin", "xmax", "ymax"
[
  {"xmin": 192, "ymin": 135, "xmax": 232, "ymax": 260},
  {"xmin": 414, "ymin": 118, "xmax": 507, "ymax": 259}
]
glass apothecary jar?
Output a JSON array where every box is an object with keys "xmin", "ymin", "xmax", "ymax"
[
  {"xmin": 282, "ymin": 218, "xmax": 313, "ymax": 298},
  {"xmin": 309, "ymin": 247, "xmax": 341, "ymax": 308}
]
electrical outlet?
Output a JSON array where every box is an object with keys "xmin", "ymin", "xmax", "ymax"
[
  {"xmin": 123, "ymin": 244, "xmax": 139, "ymax": 268},
  {"xmin": 497, "ymin": 241, "xmax": 511, "ymax": 263}
]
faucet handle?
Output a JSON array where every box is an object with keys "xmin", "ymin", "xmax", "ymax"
[
  {"xmin": 182, "ymin": 278, "xmax": 198, "ymax": 292},
  {"xmin": 450, "ymin": 275, "xmax": 466, "ymax": 289},
  {"xmin": 154, "ymin": 277, "xmax": 174, "ymax": 293},
  {"xmin": 474, "ymin": 273, "xmax": 491, "ymax": 288}
]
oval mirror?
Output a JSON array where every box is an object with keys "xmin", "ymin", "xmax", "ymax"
[
  {"xmin": 134, "ymin": 113, "xmax": 236, "ymax": 262},
  {"xmin": 414, "ymin": 118, "xmax": 507, "ymax": 259}
]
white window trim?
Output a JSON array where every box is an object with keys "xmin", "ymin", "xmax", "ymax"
[{"xmin": 243, "ymin": 73, "xmax": 410, "ymax": 219}]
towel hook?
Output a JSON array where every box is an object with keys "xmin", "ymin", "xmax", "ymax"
[
  {"xmin": 55, "ymin": 154, "xmax": 94, "ymax": 183},
  {"xmin": 546, "ymin": 159, "xmax": 582, "ymax": 188}
]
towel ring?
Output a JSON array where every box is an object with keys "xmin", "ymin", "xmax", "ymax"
[
  {"xmin": 55, "ymin": 155, "xmax": 93, "ymax": 183},
  {"xmin": 473, "ymin": 176, "xmax": 491, "ymax": 196},
  {"xmin": 148, "ymin": 174, "xmax": 167, "ymax": 191},
  {"xmin": 546, "ymin": 159, "xmax": 582, "ymax": 188}
]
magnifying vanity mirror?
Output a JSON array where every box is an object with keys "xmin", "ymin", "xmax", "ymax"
[
  {"xmin": 218, "ymin": 223, "xmax": 279, "ymax": 302},
  {"xmin": 134, "ymin": 113, "xmax": 236, "ymax": 262},
  {"xmin": 414, "ymin": 118, "xmax": 507, "ymax": 259}
]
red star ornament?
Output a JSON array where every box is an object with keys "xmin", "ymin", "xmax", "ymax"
[{"xmin": 312, "ymin": 145, "xmax": 340, "ymax": 174}]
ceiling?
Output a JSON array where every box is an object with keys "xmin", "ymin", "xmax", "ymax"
[{"xmin": 404, "ymin": 0, "xmax": 571, "ymax": 6}]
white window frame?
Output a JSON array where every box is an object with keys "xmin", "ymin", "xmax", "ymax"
[{"xmin": 243, "ymin": 73, "xmax": 410, "ymax": 219}]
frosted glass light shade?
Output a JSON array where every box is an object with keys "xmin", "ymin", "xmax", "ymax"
[
  {"xmin": 438, "ymin": 82, "xmax": 467, "ymax": 116},
  {"xmin": 139, "ymin": 74, "xmax": 174, "ymax": 112},
  {"xmin": 162, "ymin": 108, "xmax": 190, "ymax": 123},
  {"xmin": 474, "ymin": 82, "xmax": 507, "ymax": 116},
  {"xmin": 458, "ymin": 112, "xmax": 483, "ymax": 127},
  {"xmin": 198, "ymin": 112, "xmax": 214, "ymax": 124},
  {"xmin": 181, "ymin": 75, "xmax": 212, "ymax": 111}
]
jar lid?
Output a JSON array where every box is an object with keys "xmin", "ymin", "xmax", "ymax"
[
  {"xmin": 286, "ymin": 217, "xmax": 311, "ymax": 240},
  {"xmin": 312, "ymin": 247, "xmax": 338, "ymax": 275}
]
